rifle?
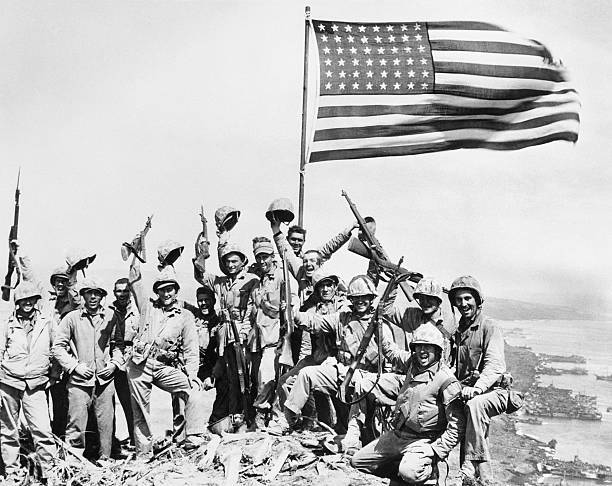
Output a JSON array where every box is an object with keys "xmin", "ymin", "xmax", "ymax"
[
  {"xmin": 193, "ymin": 205, "xmax": 210, "ymax": 275},
  {"xmin": 278, "ymin": 248, "xmax": 295, "ymax": 368},
  {"xmin": 342, "ymin": 190, "xmax": 441, "ymax": 300},
  {"xmin": 222, "ymin": 295, "xmax": 251, "ymax": 426},
  {"xmin": 338, "ymin": 257, "xmax": 406, "ymax": 405},
  {"xmin": 2, "ymin": 170, "xmax": 21, "ymax": 301},
  {"xmin": 121, "ymin": 214, "xmax": 153, "ymax": 263}
]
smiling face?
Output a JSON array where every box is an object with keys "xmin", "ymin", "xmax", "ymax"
[
  {"xmin": 156, "ymin": 284, "xmax": 178, "ymax": 308},
  {"xmin": 412, "ymin": 343, "xmax": 439, "ymax": 368},
  {"xmin": 453, "ymin": 290, "xmax": 478, "ymax": 320},
  {"xmin": 52, "ymin": 276, "xmax": 69, "ymax": 298},
  {"xmin": 113, "ymin": 282, "xmax": 130, "ymax": 306},
  {"xmin": 302, "ymin": 251, "xmax": 321, "ymax": 278},
  {"xmin": 16, "ymin": 296, "xmax": 39, "ymax": 317},
  {"xmin": 415, "ymin": 294, "xmax": 442, "ymax": 316},
  {"xmin": 255, "ymin": 252, "xmax": 274, "ymax": 274},
  {"xmin": 349, "ymin": 295, "xmax": 374, "ymax": 315},
  {"xmin": 197, "ymin": 292, "xmax": 215, "ymax": 316},
  {"xmin": 83, "ymin": 289, "xmax": 104, "ymax": 313},
  {"xmin": 288, "ymin": 231, "xmax": 305, "ymax": 255},
  {"xmin": 223, "ymin": 253, "xmax": 245, "ymax": 276}
]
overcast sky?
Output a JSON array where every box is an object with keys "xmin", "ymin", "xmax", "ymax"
[{"xmin": 1, "ymin": 0, "xmax": 610, "ymax": 315}]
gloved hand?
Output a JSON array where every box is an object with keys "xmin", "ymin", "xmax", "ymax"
[{"xmin": 73, "ymin": 363, "xmax": 94, "ymax": 379}]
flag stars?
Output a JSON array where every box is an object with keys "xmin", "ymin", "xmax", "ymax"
[
  {"xmin": 364, "ymin": 47, "xmax": 372, "ymax": 54},
  {"xmin": 339, "ymin": 70, "xmax": 346, "ymax": 78},
  {"xmin": 388, "ymin": 35, "xmax": 396, "ymax": 42},
  {"xmin": 339, "ymin": 82, "xmax": 346, "ymax": 90},
  {"xmin": 420, "ymin": 58, "xmax": 428, "ymax": 65},
  {"xmin": 344, "ymin": 25, "xmax": 352, "ymax": 32},
  {"xmin": 318, "ymin": 24, "xmax": 326, "ymax": 31},
  {"xmin": 336, "ymin": 47, "xmax": 344, "ymax": 54},
  {"xmin": 418, "ymin": 45, "xmax": 426, "ymax": 53},
  {"xmin": 393, "ymin": 58, "xmax": 401, "ymax": 66},
  {"xmin": 347, "ymin": 35, "xmax": 355, "ymax": 43},
  {"xmin": 352, "ymin": 82, "xmax": 359, "ymax": 89},
  {"xmin": 422, "ymin": 70, "xmax": 429, "ymax": 77},
  {"xmin": 373, "ymin": 25, "xmax": 380, "ymax": 32},
  {"xmin": 415, "ymin": 34, "xmax": 423, "ymax": 41},
  {"xmin": 358, "ymin": 25, "xmax": 366, "ymax": 32},
  {"xmin": 375, "ymin": 36, "xmax": 382, "ymax": 43},
  {"xmin": 325, "ymin": 82, "xmax": 332, "ymax": 89},
  {"xmin": 361, "ymin": 36, "xmax": 369, "ymax": 43},
  {"xmin": 366, "ymin": 82, "xmax": 373, "ymax": 90},
  {"xmin": 414, "ymin": 23, "xmax": 421, "ymax": 31},
  {"xmin": 421, "ymin": 83, "xmax": 428, "ymax": 89},
  {"xmin": 335, "ymin": 35, "xmax": 342, "ymax": 43},
  {"xmin": 381, "ymin": 70, "xmax": 388, "ymax": 78},
  {"xmin": 321, "ymin": 35, "xmax": 328, "ymax": 42},
  {"xmin": 352, "ymin": 70, "xmax": 360, "ymax": 78},
  {"xmin": 394, "ymin": 70, "xmax": 401, "ymax": 78},
  {"xmin": 404, "ymin": 46, "xmax": 412, "ymax": 54},
  {"xmin": 331, "ymin": 24, "xmax": 339, "ymax": 32},
  {"xmin": 366, "ymin": 70, "xmax": 374, "ymax": 78},
  {"xmin": 323, "ymin": 47, "xmax": 331, "ymax": 54},
  {"xmin": 391, "ymin": 46, "xmax": 399, "ymax": 54},
  {"xmin": 401, "ymin": 24, "xmax": 408, "ymax": 31},
  {"xmin": 352, "ymin": 58, "xmax": 360, "ymax": 66},
  {"xmin": 407, "ymin": 82, "xmax": 415, "ymax": 89},
  {"xmin": 338, "ymin": 59, "xmax": 346, "ymax": 66},
  {"xmin": 325, "ymin": 70, "xmax": 333, "ymax": 78},
  {"xmin": 377, "ymin": 47, "xmax": 385, "ymax": 54},
  {"xmin": 386, "ymin": 25, "xmax": 394, "ymax": 32},
  {"xmin": 379, "ymin": 58, "xmax": 387, "ymax": 66},
  {"xmin": 408, "ymin": 70, "xmax": 415, "ymax": 77},
  {"xmin": 366, "ymin": 58, "xmax": 373, "ymax": 66},
  {"xmin": 380, "ymin": 82, "xmax": 387, "ymax": 90},
  {"xmin": 406, "ymin": 58, "xmax": 414, "ymax": 65},
  {"xmin": 402, "ymin": 35, "xmax": 410, "ymax": 42},
  {"xmin": 394, "ymin": 82, "xmax": 401, "ymax": 90},
  {"xmin": 324, "ymin": 58, "xmax": 332, "ymax": 66},
  {"xmin": 350, "ymin": 47, "xmax": 357, "ymax": 54}
]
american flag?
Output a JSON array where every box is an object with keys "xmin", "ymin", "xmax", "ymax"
[{"xmin": 308, "ymin": 20, "xmax": 580, "ymax": 163}]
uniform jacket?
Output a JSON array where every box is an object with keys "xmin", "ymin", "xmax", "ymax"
[
  {"xmin": 294, "ymin": 306, "xmax": 393, "ymax": 372},
  {"xmin": 393, "ymin": 360, "xmax": 465, "ymax": 459},
  {"xmin": 53, "ymin": 307, "xmax": 124, "ymax": 387},
  {"xmin": 130, "ymin": 300, "xmax": 199, "ymax": 380},
  {"xmin": 273, "ymin": 227, "xmax": 352, "ymax": 305},
  {"xmin": 110, "ymin": 299, "xmax": 140, "ymax": 371},
  {"xmin": 452, "ymin": 310, "xmax": 506, "ymax": 393},
  {"xmin": 0, "ymin": 310, "xmax": 56, "ymax": 390},
  {"xmin": 300, "ymin": 294, "xmax": 349, "ymax": 363}
]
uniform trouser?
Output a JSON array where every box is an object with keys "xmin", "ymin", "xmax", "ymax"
[
  {"xmin": 209, "ymin": 345, "xmax": 250, "ymax": 425},
  {"xmin": 66, "ymin": 381, "xmax": 115, "ymax": 458},
  {"xmin": 127, "ymin": 359, "xmax": 205, "ymax": 456},
  {"xmin": 463, "ymin": 389, "xmax": 508, "ymax": 462},
  {"xmin": 247, "ymin": 346, "xmax": 277, "ymax": 402},
  {"xmin": 351, "ymin": 430, "xmax": 437, "ymax": 485},
  {"xmin": 0, "ymin": 383, "xmax": 56, "ymax": 478},
  {"xmin": 114, "ymin": 369, "xmax": 135, "ymax": 445},
  {"xmin": 49, "ymin": 374, "xmax": 69, "ymax": 438},
  {"xmin": 284, "ymin": 358, "xmax": 351, "ymax": 415},
  {"xmin": 277, "ymin": 356, "xmax": 319, "ymax": 419}
]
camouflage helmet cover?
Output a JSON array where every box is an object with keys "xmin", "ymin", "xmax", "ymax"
[
  {"xmin": 448, "ymin": 275, "xmax": 484, "ymax": 306},
  {"xmin": 265, "ymin": 198, "xmax": 295, "ymax": 223},
  {"xmin": 413, "ymin": 277, "xmax": 444, "ymax": 303},
  {"xmin": 409, "ymin": 322, "xmax": 445, "ymax": 353},
  {"xmin": 14, "ymin": 281, "xmax": 42, "ymax": 304},
  {"xmin": 347, "ymin": 275, "xmax": 377, "ymax": 298}
]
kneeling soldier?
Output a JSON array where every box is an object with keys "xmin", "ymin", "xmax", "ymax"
[
  {"xmin": 127, "ymin": 266, "xmax": 205, "ymax": 457},
  {"xmin": 351, "ymin": 323, "xmax": 465, "ymax": 485},
  {"xmin": 0, "ymin": 282, "xmax": 57, "ymax": 483}
]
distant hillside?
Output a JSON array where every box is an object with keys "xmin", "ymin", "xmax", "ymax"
[{"xmin": 485, "ymin": 296, "xmax": 603, "ymax": 321}]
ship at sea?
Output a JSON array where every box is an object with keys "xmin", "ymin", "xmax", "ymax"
[{"xmin": 595, "ymin": 374, "xmax": 612, "ymax": 382}]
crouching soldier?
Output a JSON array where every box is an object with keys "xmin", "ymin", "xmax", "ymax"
[
  {"xmin": 0, "ymin": 282, "xmax": 57, "ymax": 483},
  {"xmin": 351, "ymin": 323, "xmax": 465, "ymax": 485},
  {"xmin": 52, "ymin": 278, "xmax": 124, "ymax": 461},
  {"xmin": 126, "ymin": 267, "xmax": 205, "ymax": 457}
]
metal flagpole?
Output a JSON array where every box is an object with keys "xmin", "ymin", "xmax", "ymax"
[{"xmin": 297, "ymin": 6, "xmax": 311, "ymax": 227}]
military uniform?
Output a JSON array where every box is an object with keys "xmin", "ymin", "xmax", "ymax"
[
  {"xmin": 53, "ymin": 306, "xmax": 124, "ymax": 458},
  {"xmin": 0, "ymin": 309, "xmax": 57, "ymax": 479},
  {"xmin": 351, "ymin": 360, "xmax": 465, "ymax": 485},
  {"xmin": 126, "ymin": 299, "xmax": 203, "ymax": 456}
]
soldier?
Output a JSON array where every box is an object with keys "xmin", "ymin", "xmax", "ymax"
[
  {"xmin": 0, "ymin": 282, "xmax": 57, "ymax": 484},
  {"xmin": 276, "ymin": 271, "xmax": 348, "ymax": 428},
  {"xmin": 448, "ymin": 276, "xmax": 516, "ymax": 486},
  {"xmin": 52, "ymin": 278, "xmax": 124, "ymax": 461},
  {"xmin": 193, "ymin": 285, "xmax": 219, "ymax": 387},
  {"xmin": 351, "ymin": 323, "xmax": 465, "ymax": 486},
  {"xmin": 109, "ymin": 278, "xmax": 139, "ymax": 449},
  {"xmin": 195, "ymin": 230, "xmax": 259, "ymax": 431},
  {"xmin": 283, "ymin": 275, "xmax": 392, "ymax": 430},
  {"xmin": 126, "ymin": 266, "xmax": 205, "ymax": 457}
]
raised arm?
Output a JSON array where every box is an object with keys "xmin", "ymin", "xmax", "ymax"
[{"xmin": 316, "ymin": 223, "xmax": 357, "ymax": 262}]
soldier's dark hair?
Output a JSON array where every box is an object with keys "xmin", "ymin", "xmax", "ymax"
[
  {"xmin": 303, "ymin": 249, "xmax": 322, "ymax": 265},
  {"xmin": 196, "ymin": 286, "xmax": 217, "ymax": 303},
  {"xmin": 252, "ymin": 236, "xmax": 272, "ymax": 244},
  {"xmin": 364, "ymin": 216, "xmax": 376, "ymax": 224},
  {"xmin": 288, "ymin": 225, "xmax": 306, "ymax": 237},
  {"xmin": 114, "ymin": 277, "xmax": 130, "ymax": 288}
]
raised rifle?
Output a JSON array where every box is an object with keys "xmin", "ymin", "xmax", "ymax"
[
  {"xmin": 2, "ymin": 170, "xmax": 21, "ymax": 301},
  {"xmin": 338, "ymin": 257, "xmax": 407, "ymax": 405},
  {"xmin": 121, "ymin": 214, "xmax": 153, "ymax": 263},
  {"xmin": 278, "ymin": 248, "xmax": 295, "ymax": 368},
  {"xmin": 342, "ymin": 190, "xmax": 449, "ymax": 300},
  {"xmin": 193, "ymin": 205, "xmax": 210, "ymax": 275}
]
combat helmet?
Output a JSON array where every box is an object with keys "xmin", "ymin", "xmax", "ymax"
[
  {"xmin": 265, "ymin": 198, "xmax": 295, "ymax": 224},
  {"xmin": 219, "ymin": 243, "xmax": 248, "ymax": 265},
  {"xmin": 49, "ymin": 266, "xmax": 70, "ymax": 286},
  {"xmin": 153, "ymin": 266, "xmax": 180, "ymax": 293},
  {"xmin": 79, "ymin": 278, "xmax": 108, "ymax": 297},
  {"xmin": 409, "ymin": 322, "xmax": 445, "ymax": 353},
  {"xmin": 312, "ymin": 270, "xmax": 340, "ymax": 293},
  {"xmin": 448, "ymin": 275, "xmax": 484, "ymax": 307},
  {"xmin": 215, "ymin": 206, "xmax": 241, "ymax": 232},
  {"xmin": 413, "ymin": 277, "xmax": 443, "ymax": 303},
  {"xmin": 14, "ymin": 281, "xmax": 42, "ymax": 304},
  {"xmin": 347, "ymin": 275, "xmax": 377, "ymax": 298},
  {"xmin": 157, "ymin": 240, "xmax": 184, "ymax": 267}
]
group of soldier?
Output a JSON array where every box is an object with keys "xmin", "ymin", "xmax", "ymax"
[{"xmin": 0, "ymin": 200, "xmax": 522, "ymax": 486}]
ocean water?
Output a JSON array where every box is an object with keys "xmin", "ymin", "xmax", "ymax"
[{"xmin": 500, "ymin": 320, "xmax": 612, "ymax": 471}]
